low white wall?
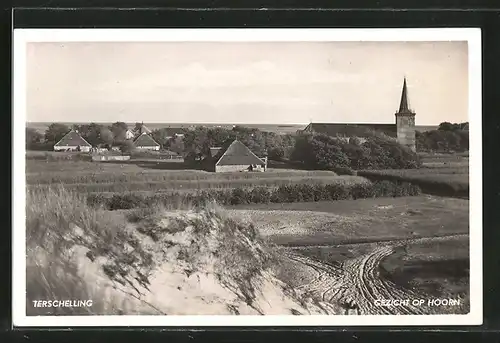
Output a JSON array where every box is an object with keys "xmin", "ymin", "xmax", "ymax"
[
  {"xmin": 54, "ymin": 146, "xmax": 91, "ymax": 152},
  {"xmin": 215, "ymin": 165, "xmax": 265, "ymax": 173},
  {"xmin": 135, "ymin": 146, "xmax": 160, "ymax": 151},
  {"xmin": 92, "ymin": 155, "xmax": 131, "ymax": 161}
]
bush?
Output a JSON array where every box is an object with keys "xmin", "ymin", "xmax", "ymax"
[
  {"xmin": 250, "ymin": 187, "xmax": 271, "ymax": 204},
  {"xmin": 291, "ymin": 133, "xmax": 421, "ymax": 171},
  {"xmin": 332, "ymin": 167, "xmax": 357, "ymax": 176},
  {"xmin": 107, "ymin": 193, "xmax": 144, "ymax": 210},
  {"xmin": 87, "ymin": 180, "xmax": 422, "ymax": 210}
]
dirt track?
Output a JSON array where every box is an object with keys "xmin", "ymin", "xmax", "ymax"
[{"xmin": 284, "ymin": 234, "xmax": 468, "ymax": 315}]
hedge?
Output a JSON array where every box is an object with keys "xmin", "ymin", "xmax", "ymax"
[{"xmin": 87, "ymin": 180, "xmax": 422, "ymax": 210}]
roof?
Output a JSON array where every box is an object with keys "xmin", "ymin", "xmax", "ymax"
[
  {"xmin": 397, "ymin": 77, "xmax": 415, "ymax": 114},
  {"xmin": 133, "ymin": 124, "xmax": 152, "ymax": 135},
  {"xmin": 210, "ymin": 147, "xmax": 222, "ymax": 157},
  {"xmin": 215, "ymin": 140, "xmax": 265, "ymax": 166},
  {"xmin": 133, "ymin": 133, "xmax": 160, "ymax": 147},
  {"xmin": 303, "ymin": 123, "xmax": 397, "ymax": 138},
  {"xmin": 54, "ymin": 130, "xmax": 92, "ymax": 147}
]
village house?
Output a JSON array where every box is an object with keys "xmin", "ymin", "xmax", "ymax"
[
  {"xmin": 133, "ymin": 132, "xmax": 161, "ymax": 151},
  {"xmin": 204, "ymin": 139, "xmax": 268, "ymax": 173},
  {"xmin": 125, "ymin": 129, "xmax": 135, "ymax": 140},
  {"xmin": 298, "ymin": 78, "xmax": 417, "ymax": 151},
  {"xmin": 53, "ymin": 129, "xmax": 92, "ymax": 152}
]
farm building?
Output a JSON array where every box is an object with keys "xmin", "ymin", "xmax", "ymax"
[
  {"xmin": 298, "ymin": 77, "xmax": 417, "ymax": 151},
  {"xmin": 53, "ymin": 130, "xmax": 92, "ymax": 152},
  {"xmin": 205, "ymin": 139, "xmax": 267, "ymax": 173},
  {"xmin": 133, "ymin": 132, "xmax": 160, "ymax": 151}
]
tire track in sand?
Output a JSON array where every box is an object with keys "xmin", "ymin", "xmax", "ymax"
[{"xmin": 284, "ymin": 234, "xmax": 468, "ymax": 315}]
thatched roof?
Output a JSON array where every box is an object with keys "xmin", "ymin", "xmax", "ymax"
[
  {"xmin": 133, "ymin": 133, "xmax": 160, "ymax": 147},
  {"xmin": 215, "ymin": 140, "xmax": 265, "ymax": 166},
  {"xmin": 54, "ymin": 130, "xmax": 92, "ymax": 147}
]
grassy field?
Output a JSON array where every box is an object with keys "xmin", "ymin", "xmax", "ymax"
[
  {"xmin": 27, "ymin": 160, "xmax": 340, "ymax": 184},
  {"xmin": 27, "ymin": 159, "xmax": 371, "ymax": 194},
  {"xmin": 358, "ymin": 153, "xmax": 469, "ymax": 198},
  {"xmin": 28, "ymin": 176, "xmax": 368, "ymax": 193}
]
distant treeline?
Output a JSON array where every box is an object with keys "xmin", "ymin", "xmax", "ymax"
[{"xmin": 416, "ymin": 121, "xmax": 469, "ymax": 153}]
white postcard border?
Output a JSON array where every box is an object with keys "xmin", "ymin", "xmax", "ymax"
[{"xmin": 12, "ymin": 28, "xmax": 483, "ymax": 327}]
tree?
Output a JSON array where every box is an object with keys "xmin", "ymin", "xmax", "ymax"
[
  {"xmin": 26, "ymin": 128, "xmax": 43, "ymax": 149},
  {"xmin": 168, "ymin": 136, "xmax": 185, "ymax": 154},
  {"xmin": 438, "ymin": 121, "xmax": 469, "ymax": 132},
  {"xmin": 109, "ymin": 122, "xmax": 129, "ymax": 140},
  {"xmin": 72, "ymin": 123, "xmax": 104, "ymax": 146},
  {"xmin": 438, "ymin": 122, "xmax": 454, "ymax": 131},
  {"xmin": 119, "ymin": 140, "xmax": 136, "ymax": 153},
  {"xmin": 416, "ymin": 129, "xmax": 468, "ymax": 153},
  {"xmin": 99, "ymin": 127, "xmax": 114, "ymax": 147},
  {"xmin": 45, "ymin": 123, "xmax": 70, "ymax": 144},
  {"xmin": 150, "ymin": 129, "xmax": 171, "ymax": 148}
]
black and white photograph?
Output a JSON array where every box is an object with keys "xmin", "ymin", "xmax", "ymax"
[{"xmin": 13, "ymin": 28, "xmax": 482, "ymax": 326}]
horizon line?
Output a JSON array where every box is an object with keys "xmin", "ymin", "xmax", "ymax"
[{"xmin": 25, "ymin": 121, "xmax": 444, "ymax": 126}]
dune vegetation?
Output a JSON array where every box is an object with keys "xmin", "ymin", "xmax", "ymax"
[{"xmin": 26, "ymin": 185, "xmax": 341, "ymax": 316}]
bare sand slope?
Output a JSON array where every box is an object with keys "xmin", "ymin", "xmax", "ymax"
[{"xmin": 33, "ymin": 208, "xmax": 343, "ymax": 316}]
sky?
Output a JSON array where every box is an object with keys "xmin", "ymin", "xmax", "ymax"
[{"xmin": 26, "ymin": 41, "xmax": 469, "ymax": 125}]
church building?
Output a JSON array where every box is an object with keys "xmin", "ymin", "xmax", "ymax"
[{"xmin": 298, "ymin": 78, "xmax": 417, "ymax": 151}]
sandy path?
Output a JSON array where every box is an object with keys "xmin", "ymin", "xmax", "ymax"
[{"xmin": 283, "ymin": 234, "xmax": 468, "ymax": 315}]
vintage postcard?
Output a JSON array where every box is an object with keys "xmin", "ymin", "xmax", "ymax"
[{"xmin": 13, "ymin": 28, "xmax": 482, "ymax": 327}]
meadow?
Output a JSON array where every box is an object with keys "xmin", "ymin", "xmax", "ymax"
[
  {"xmin": 27, "ymin": 160, "xmax": 340, "ymax": 184},
  {"xmin": 26, "ymin": 158, "xmax": 358, "ymax": 194},
  {"xmin": 358, "ymin": 152, "xmax": 469, "ymax": 198},
  {"xmin": 26, "ymin": 151, "xmax": 423, "ymax": 212}
]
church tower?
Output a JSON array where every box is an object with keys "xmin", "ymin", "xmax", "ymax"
[{"xmin": 395, "ymin": 77, "xmax": 416, "ymax": 151}]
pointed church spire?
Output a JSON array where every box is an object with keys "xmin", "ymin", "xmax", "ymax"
[{"xmin": 398, "ymin": 77, "xmax": 412, "ymax": 113}]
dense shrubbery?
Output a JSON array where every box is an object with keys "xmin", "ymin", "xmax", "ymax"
[
  {"xmin": 416, "ymin": 130, "xmax": 469, "ymax": 153},
  {"xmin": 182, "ymin": 126, "xmax": 297, "ymax": 165},
  {"xmin": 87, "ymin": 180, "xmax": 422, "ymax": 210},
  {"xmin": 290, "ymin": 133, "xmax": 421, "ymax": 171}
]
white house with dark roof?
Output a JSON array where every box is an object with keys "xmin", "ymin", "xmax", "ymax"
[
  {"xmin": 133, "ymin": 132, "xmax": 160, "ymax": 151},
  {"xmin": 53, "ymin": 130, "xmax": 92, "ymax": 152},
  {"xmin": 125, "ymin": 129, "xmax": 135, "ymax": 140}
]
